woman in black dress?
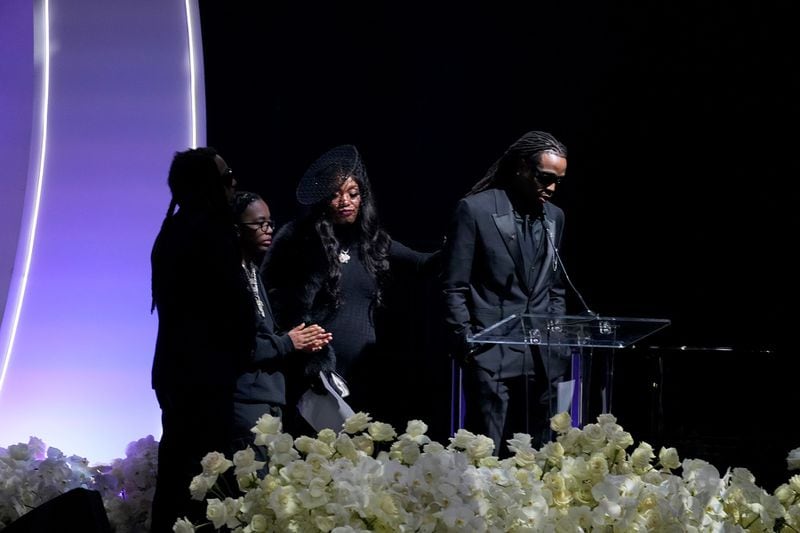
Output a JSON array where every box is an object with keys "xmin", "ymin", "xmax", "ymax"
[{"xmin": 262, "ymin": 145, "xmax": 436, "ymax": 424}]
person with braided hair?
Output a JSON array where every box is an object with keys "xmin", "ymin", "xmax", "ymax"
[
  {"xmin": 149, "ymin": 147, "xmax": 253, "ymax": 531},
  {"xmin": 442, "ymin": 130, "xmax": 571, "ymax": 456},
  {"xmin": 229, "ymin": 190, "xmax": 332, "ymax": 458},
  {"xmin": 262, "ymin": 145, "xmax": 438, "ymax": 428}
]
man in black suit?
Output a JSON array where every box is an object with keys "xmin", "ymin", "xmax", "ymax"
[
  {"xmin": 150, "ymin": 147, "xmax": 253, "ymax": 532},
  {"xmin": 442, "ymin": 131, "xmax": 570, "ymax": 456}
]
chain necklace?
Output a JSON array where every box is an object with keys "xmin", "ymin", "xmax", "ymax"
[{"xmin": 242, "ymin": 261, "xmax": 265, "ymax": 317}]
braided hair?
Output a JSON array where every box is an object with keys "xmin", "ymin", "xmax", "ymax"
[
  {"xmin": 162, "ymin": 146, "xmax": 232, "ymax": 217},
  {"xmin": 151, "ymin": 147, "xmax": 233, "ymax": 312},
  {"xmin": 467, "ymin": 131, "xmax": 568, "ymax": 196},
  {"xmin": 231, "ymin": 190, "xmax": 262, "ymax": 219}
]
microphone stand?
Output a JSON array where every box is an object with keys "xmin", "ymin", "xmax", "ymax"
[{"xmin": 541, "ymin": 213, "xmax": 601, "ymax": 426}]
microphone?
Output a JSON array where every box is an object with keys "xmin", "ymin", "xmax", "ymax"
[{"xmin": 540, "ymin": 213, "xmax": 597, "ymax": 317}]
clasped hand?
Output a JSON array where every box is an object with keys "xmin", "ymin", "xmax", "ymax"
[{"xmin": 288, "ymin": 323, "xmax": 332, "ymax": 352}]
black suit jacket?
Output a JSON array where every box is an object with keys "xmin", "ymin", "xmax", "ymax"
[
  {"xmin": 151, "ymin": 208, "xmax": 254, "ymax": 396},
  {"xmin": 442, "ymin": 188, "xmax": 567, "ymax": 379},
  {"xmin": 233, "ymin": 270, "xmax": 296, "ymax": 407}
]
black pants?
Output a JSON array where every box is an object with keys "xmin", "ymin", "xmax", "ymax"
[
  {"xmin": 150, "ymin": 390, "xmax": 234, "ymax": 533},
  {"xmin": 463, "ymin": 350, "xmax": 568, "ymax": 457}
]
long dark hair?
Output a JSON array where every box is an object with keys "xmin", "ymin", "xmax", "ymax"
[
  {"xmin": 152, "ymin": 147, "xmax": 235, "ymax": 312},
  {"xmin": 164, "ymin": 146, "xmax": 229, "ymax": 217},
  {"xmin": 306, "ymin": 168, "xmax": 391, "ymax": 312}
]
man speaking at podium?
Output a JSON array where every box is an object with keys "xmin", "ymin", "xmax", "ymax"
[{"xmin": 442, "ymin": 130, "xmax": 570, "ymax": 456}]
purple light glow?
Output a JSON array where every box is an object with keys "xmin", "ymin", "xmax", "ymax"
[{"xmin": 0, "ymin": 0, "xmax": 205, "ymax": 464}]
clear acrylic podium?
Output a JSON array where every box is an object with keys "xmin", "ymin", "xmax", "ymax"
[{"xmin": 465, "ymin": 313, "xmax": 671, "ymax": 427}]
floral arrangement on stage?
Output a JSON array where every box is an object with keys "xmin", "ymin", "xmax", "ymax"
[
  {"xmin": 182, "ymin": 412, "xmax": 800, "ymax": 532},
  {"xmin": 0, "ymin": 435, "xmax": 157, "ymax": 532},
  {"xmin": 1, "ymin": 413, "xmax": 799, "ymax": 532}
]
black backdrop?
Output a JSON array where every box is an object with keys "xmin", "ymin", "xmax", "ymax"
[{"xmin": 198, "ymin": 2, "xmax": 796, "ymax": 489}]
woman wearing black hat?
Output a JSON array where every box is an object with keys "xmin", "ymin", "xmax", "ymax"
[{"xmin": 262, "ymin": 145, "xmax": 436, "ymax": 426}]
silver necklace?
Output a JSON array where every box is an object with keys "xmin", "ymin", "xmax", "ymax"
[{"xmin": 338, "ymin": 248, "xmax": 351, "ymax": 264}]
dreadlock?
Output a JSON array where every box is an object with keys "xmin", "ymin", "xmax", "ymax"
[
  {"xmin": 164, "ymin": 147, "xmax": 227, "ymax": 217},
  {"xmin": 467, "ymin": 131, "xmax": 568, "ymax": 196},
  {"xmin": 152, "ymin": 147, "xmax": 231, "ymax": 312}
]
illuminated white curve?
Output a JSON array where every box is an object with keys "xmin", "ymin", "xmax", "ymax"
[
  {"xmin": 0, "ymin": 0, "xmax": 51, "ymax": 397},
  {"xmin": 185, "ymin": 0, "xmax": 198, "ymax": 147}
]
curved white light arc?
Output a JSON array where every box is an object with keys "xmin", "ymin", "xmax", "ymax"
[
  {"xmin": 0, "ymin": 0, "xmax": 50, "ymax": 397},
  {"xmin": 185, "ymin": 0, "xmax": 199, "ymax": 148}
]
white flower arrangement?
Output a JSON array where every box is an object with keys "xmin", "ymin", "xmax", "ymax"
[
  {"xmin": 180, "ymin": 412, "xmax": 800, "ymax": 532},
  {"xmin": 0, "ymin": 437, "xmax": 94, "ymax": 529},
  {"xmin": 0, "ymin": 435, "xmax": 157, "ymax": 532},
  {"xmin": 1, "ymin": 416, "xmax": 799, "ymax": 532}
]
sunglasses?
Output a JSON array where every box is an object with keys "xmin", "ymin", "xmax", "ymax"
[{"xmin": 533, "ymin": 169, "xmax": 563, "ymax": 187}]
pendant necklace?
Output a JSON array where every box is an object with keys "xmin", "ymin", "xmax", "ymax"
[{"xmin": 338, "ymin": 248, "xmax": 351, "ymax": 264}]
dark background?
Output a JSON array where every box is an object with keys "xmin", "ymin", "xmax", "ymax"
[{"xmin": 199, "ymin": 2, "xmax": 796, "ymax": 489}]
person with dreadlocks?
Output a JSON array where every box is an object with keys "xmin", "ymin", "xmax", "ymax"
[
  {"xmin": 442, "ymin": 130, "xmax": 570, "ymax": 456},
  {"xmin": 262, "ymin": 144, "xmax": 436, "ymax": 428},
  {"xmin": 149, "ymin": 147, "xmax": 253, "ymax": 531},
  {"xmin": 229, "ymin": 190, "xmax": 332, "ymax": 458}
]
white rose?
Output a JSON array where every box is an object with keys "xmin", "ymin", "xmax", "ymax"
[
  {"xmin": 368, "ymin": 422, "xmax": 397, "ymax": 442},
  {"xmin": 658, "ymin": 447, "xmax": 680, "ymax": 470},
  {"xmin": 789, "ymin": 474, "xmax": 800, "ymax": 494},
  {"xmin": 466, "ymin": 434, "xmax": 495, "ymax": 461},
  {"xmin": 398, "ymin": 440, "xmax": 421, "ymax": 465},
  {"xmin": 222, "ymin": 497, "xmax": 241, "ymax": 529},
  {"xmin": 449, "ymin": 428, "xmax": 477, "ymax": 450},
  {"xmin": 249, "ymin": 514, "xmax": 269, "ymax": 532},
  {"xmin": 587, "ymin": 452, "xmax": 609, "ymax": 480},
  {"xmin": 351, "ymin": 435, "xmax": 374, "ymax": 456},
  {"xmin": 787, "ymin": 447, "xmax": 800, "ymax": 470},
  {"xmin": 299, "ymin": 438, "xmax": 334, "ymax": 458},
  {"xmin": 630, "ymin": 442, "xmax": 655, "ymax": 472},
  {"xmin": 540, "ymin": 441, "xmax": 565, "ymax": 466},
  {"xmin": 423, "ymin": 442, "xmax": 445, "ymax": 453},
  {"xmin": 596, "ymin": 413, "xmax": 618, "ymax": 427},
  {"xmin": 550, "ymin": 412, "xmax": 573, "ymax": 434},
  {"xmin": 606, "ymin": 428, "xmax": 634, "ymax": 449},
  {"xmin": 334, "ymin": 434, "xmax": 359, "ymax": 461},
  {"xmin": 205, "ymin": 498, "xmax": 228, "ymax": 529},
  {"xmin": 343, "ymin": 412, "xmax": 372, "ymax": 434},
  {"xmin": 189, "ymin": 473, "xmax": 216, "ymax": 500},
  {"xmin": 579, "ymin": 424, "xmax": 607, "ymax": 451},
  {"xmin": 552, "ymin": 488, "xmax": 573, "ymax": 507},
  {"xmin": 271, "ymin": 433, "xmax": 295, "ymax": 454},
  {"xmin": 233, "ymin": 447, "xmax": 265, "ymax": 477},
  {"xmin": 200, "ymin": 452, "xmax": 233, "ymax": 476},
  {"xmin": 294, "ymin": 436, "xmax": 317, "ymax": 454},
  {"xmin": 403, "ymin": 420, "xmax": 429, "ymax": 441},
  {"xmin": 251, "ymin": 413, "xmax": 282, "ymax": 436},
  {"xmin": 317, "ymin": 428, "xmax": 337, "ymax": 444},
  {"xmin": 774, "ymin": 483, "xmax": 794, "ymax": 505}
]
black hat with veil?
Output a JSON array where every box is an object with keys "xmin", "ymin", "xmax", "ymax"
[{"xmin": 296, "ymin": 144, "xmax": 368, "ymax": 206}]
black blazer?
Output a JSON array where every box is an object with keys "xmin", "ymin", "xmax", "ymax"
[
  {"xmin": 442, "ymin": 188, "xmax": 567, "ymax": 378},
  {"xmin": 233, "ymin": 270, "xmax": 296, "ymax": 407},
  {"xmin": 151, "ymin": 209, "xmax": 254, "ymax": 395}
]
